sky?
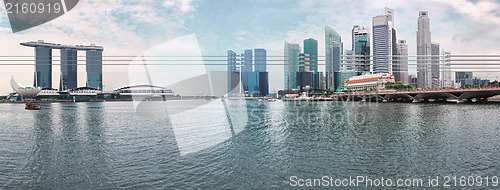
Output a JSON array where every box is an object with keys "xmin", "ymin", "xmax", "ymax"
[{"xmin": 0, "ymin": 0, "xmax": 500, "ymax": 95}]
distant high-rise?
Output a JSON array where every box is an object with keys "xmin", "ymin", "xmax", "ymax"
[
  {"xmin": 325, "ymin": 26, "xmax": 343, "ymax": 74},
  {"xmin": 250, "ymin": 48, "xmax": 268, "ymax": 96},
  {"xmin": 343, "ymin": 50, "xmax": 355, "ymax": 71},
  {"xmin": 441, "ymin": 50, "xmax": 452, "ymax": 88},
  {"xmin": 241, "ymin": 49, "xmax": 253, "ymax": 92},
  {"xmin": 431, "ymin": 43, "xmax": 440, "ymax": 89},
  {"xmin": 456, "ymin": 72, "xmax": 473, "ymax": 87},
  {"xmin": 34, "ymin": 45, "xmax": 52, "ymax": 88},
  {"xmin": 21, "ymin": 41, "xmax": 104, "ymax": 91},
  {"xmin": 296, "ymin": 53, "xmax": 312, "ymax": 90},
  {"xmin": 396, "ymin": 40, "xmax": 409, "ymax": 84},
  {"xmin": 417, "ymin": 11, "xmax": 432, "ymax": 89},
  {"xmin": 327, "ymin": 41, "xmax": 341, "ymax": 91},
  {"xmin": 248, "ymin": 72, "xmax": 268, "ymax": 97},
  {"xmin": 303, "ymin": 38, "xmax": 318, "ymax": 73},
  {"xmin": 254, "ymin": 49, "xmax": 266, "ymax": 72},
  {"xmin": 284, "ymin": 41, "xmax": 300, "ymax": 90},
  {"xmin": 372, "ymin": 8, "xmax": 394, "ymax": 74},
  {"xmin": 60, "ymin": 48, "xmax": 78, "ymax": 91},
  {"xmin": 391, "ymin": 28, "xmax": 398, "ymax": 76},
  {"xmin": 352, "ymin": 25, "xmax": 370, "ymax": 75},
  {"xmin": 227, "ymin": 50, "xmax": 240, "ymax": 96},
  {"xmin": 325, "ymin": 26, "xmax": 343, "ymax": 91},
  {"xmin": 298, "ymin": 53, "xmax": 310, "ymax": 72},
  {"xmin": 86, "ymin": 48, "xmax": 103, "ymax": 90},
  {"xmin": 339, "ymin": 50, "xmax": 357, "ymax": 91}
]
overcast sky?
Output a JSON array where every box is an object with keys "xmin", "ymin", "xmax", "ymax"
[{"xmin": 1, "ymin": 0, "xmax": 500, "ymax": 95}]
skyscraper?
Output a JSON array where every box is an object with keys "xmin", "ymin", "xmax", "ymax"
[
  {"xmin": 254, "ymin": 49, "xmax": 266, "ymax": 72},
  {"xmin": 227, "ymin": 50, "xmax": 240, "ymax": 96},
  {"xmin": 60, "ymin": 48, "xmax": 78, "ymax": 91},
  {"xmin": 296, "ymin": 53, "xmax": 312, "ymax": 90},
  {"xmin": 352, "ymin": 25, "xmax": 370, "ymax": 75},
  {"xmin": 298, "ymin": 53, "xmax": 310, "ymax": 72},
  {"xmin": 417, "ymin": 11, "xmax": 432, "ymax": 89},
  {"xmin": 304, "ymin": 38, "xmax": 318, "ymax": 73},
  {"xmin": 431, "ymin": 43, "xmax": 440, "ymax": 89},
  {"xmin": 34, "ymin": 45, "xmax": 52, "ymax": 88},
  {"xmin": 327, "ymin": 41, "xmax": 342, "ymax": 91},
  {"xmin": 250, "ymin": 48, "xmax": 269, "ymax": 96},
  {"xmin": 284, "ymin": 41, "xmax": 300, "ymax": 90},
  {"xmin": 248, "ymin": 71, "xmax": 268, "ymax": 97},
  {"xmin": 343, "ymin": 50, "xmax": 355, "ymax": 71},
  {"xmin": 325, "ymin": 26, "xmax": 343, "ymax": 90},
  {"xmin": 241, "ymin": 49, "xmax": 253, "ymax": 93},
  {"xmin": 86, "ymin": 48, "xmax": 103, "ymax": 90},
  {"xmin": 21, "ymin": 41, "xmax": 104, "ymax": 91},
  {"xmin": 372, "ymin": 8, "xmax": 393, "ymax": 74},
  {"xmin": 391, "ymin": 28, "xmax": 398, "ymax": 76},
  {"xmin": 325, "ymin": 26, "xmax": 343, "ymax": 73},
  {"xmin": 339, "ymin": 50, "xmax": 357, "ymax": 91},
  {"xmin": 396, "ymin": 40, "xmax": 409, "ymax": 84},
  {"xmin": 441, "ymin": 50, "xmax": 452, "ymax": 88}
]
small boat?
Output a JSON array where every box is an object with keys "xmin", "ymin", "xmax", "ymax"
[{"xmin": 25, "ymin": 103, "xmax": 41, "ymax": 110}]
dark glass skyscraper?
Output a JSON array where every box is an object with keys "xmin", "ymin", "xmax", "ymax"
[
  {"xmin": 86, "ymin": 49, "xmax": 103, "ymax": 90},
  {"xmin": 60, "ymin": 48, "xmax": 78, "ymax": 91},
  {"xmin": 34, "ymin": 46, "xmax": 52, "ymax": 88}
]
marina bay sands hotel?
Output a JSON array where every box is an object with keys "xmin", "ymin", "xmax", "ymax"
[{"xmin": 20, "ymin": 40, "xmax": 104, "ymax": 91}]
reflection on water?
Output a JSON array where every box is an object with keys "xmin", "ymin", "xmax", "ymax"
[{"xmin": 0, "ymin": 101, "xmax": 499, "ymax": 189}]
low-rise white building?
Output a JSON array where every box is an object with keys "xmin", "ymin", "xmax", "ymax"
[{"xmin": 344, "ymin": 73, "xmax": 395, "ymax": 91}]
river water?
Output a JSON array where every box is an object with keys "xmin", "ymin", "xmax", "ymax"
[{"xmin": 0, "ymin": 100, "xmax": 499, "ymax": 189}]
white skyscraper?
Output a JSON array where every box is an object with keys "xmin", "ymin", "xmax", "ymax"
[
  {"xmin": 396, "ymin": 40, "xmax": 409, "ymax": 84},
  {"xmin": 417, "ymin": 11, "xmax": 432, "ymax": 89}
]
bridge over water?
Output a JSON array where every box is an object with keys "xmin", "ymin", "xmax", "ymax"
[{"xmin": 334, "ymin": 87, "xmax": 500, "ymax": 103}]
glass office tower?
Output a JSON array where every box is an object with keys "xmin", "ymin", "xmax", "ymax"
[
  {"xmin": 60, "ymin": 48, "xmax": 78, "ymax": 91},
  {"xmin": 34, "ymin": 46, "xmax": 52, "ymax": 88},
  {"xmin": 253, "ymin": 48, "xmax": 268, "ymax": 96},
  {"xmin": 227, "ymin": 50, "xmax": 240, "ymax": 96},
  {"xmin": 325, "ymin": 26, "xmax": 343, "ymax": 74},
  {"xmin": 303, "ymin": 38, "xmax": 318, "ymax": 73},
  {"xmin": 254, "ymin": 49, "xmax": 266, "ymax": 72},
  {"xmin": 352, "ymin": 26, "xmax": 370, "ymax": 75},
  {"xmin": 284, "ymin": 41, "xmax": 300, "ymax": 90},
  {"xmin": 241, "ymin": 49, "xmax": 253, "ymax": 93},
  {"xmin": 86, "ymin": 49, "xmax": 103, "ymax": 90}
]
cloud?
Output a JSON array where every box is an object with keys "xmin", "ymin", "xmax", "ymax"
[
  {"xmin": 163, "ymin": 0, "xmax": 198, "ymax": 12},
  {"xmin": 437, "ymin": 0, "xmax": 500, "ymax": 25}
]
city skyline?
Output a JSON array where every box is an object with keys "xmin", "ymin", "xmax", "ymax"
[{"xmin": 1, "ymin": 0, "xmax": 500, "ymax": 95}]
